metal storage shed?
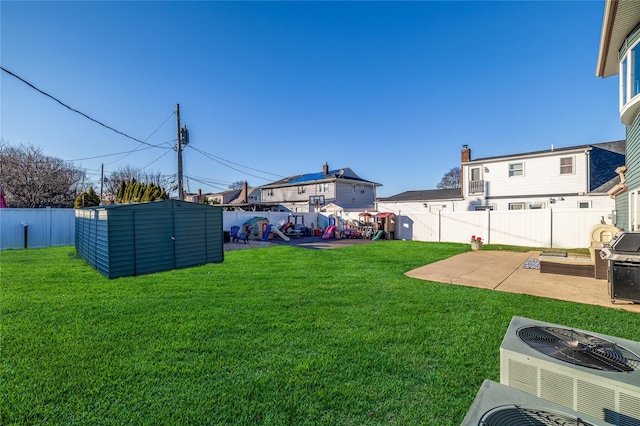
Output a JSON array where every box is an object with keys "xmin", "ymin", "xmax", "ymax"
[{"xmin": 75, "ymin": 200, "xmax": 223, "ymax": 278}]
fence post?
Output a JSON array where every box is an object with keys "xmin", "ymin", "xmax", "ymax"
[
  {"xmin": 486, "ymin": 209, "xmax": 491, "ymax": 245},
  {"xmin": 46, "ymin": 206, "xmax": 52, "ymax": 248},
  {"xmin": 549, "ymin": 208, "xmax": 553, "ymax": 248}
]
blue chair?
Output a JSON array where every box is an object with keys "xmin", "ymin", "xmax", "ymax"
[
  {"xmin": 230, "ymin": 226, "xmax": 240, "ymax": 242},
  {"xmin": 230, "ymin": 226, "xmax": 249, "ymax": 244}
]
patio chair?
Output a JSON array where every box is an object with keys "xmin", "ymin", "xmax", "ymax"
[
  {"xmin": 236, "ymin": 231, "xmax": 249, "ymax": 244},
  {"xmin": 231, "ymin": 226, "xmax": 250, "ymax": 244},
  {"xmin": 230, "ymin": 226, "xmax": 240, "ymax": 242}
]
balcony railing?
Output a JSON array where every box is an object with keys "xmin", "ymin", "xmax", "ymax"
[{"xmin": 468, "ymin": 180, "xmax": 484, "ymax": 194}]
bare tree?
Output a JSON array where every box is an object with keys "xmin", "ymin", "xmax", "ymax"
[
  {"xmin": 228, "ymin": 180, "xmax": 247, "ymax": 190},
  {"xmin": 437, "ymin": 167, "xmax": 462, "ymax": 189},
  {"xmin": 0, "ymin": 142, "xmax": 86, "ymax": 208}
]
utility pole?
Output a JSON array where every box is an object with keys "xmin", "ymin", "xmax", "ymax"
[
  {"xmin": 176, "ymin": 104, "xmax": 183, "ymax": 200},
  {"xmin": 176, "ymin": 103, "xmax": 193, "ymax": 201},
  {"xmin": 176, "ymin": 103, "xmax": 190, "ymax": 201},
  {"xmin": 100, "ymin": 163, "xmax": 104, "ymax": 204}
]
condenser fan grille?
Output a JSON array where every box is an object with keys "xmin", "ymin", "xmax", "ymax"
[
  {"xmin": 480, "ymin": 405, "xmax": 598, "ymax": 426},
  {"xmin": 516, "ymin": 326, "xmax": 640, "ymax": 372}
]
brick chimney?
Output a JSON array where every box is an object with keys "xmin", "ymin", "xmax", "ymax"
[
  {"xmin": 239, "ymin": 181, "xmax": 248, "ymax": 203},
  {"xmin": 461, "ymin": 145, "xmax": 471, "ymax": 196},
  {"xmin": 461, "ymin": 145, "xmax": 471, "ymax": 163},
  {"xmin": 322, "ymin": 162, "xmax": 329, "ymax": 175}
]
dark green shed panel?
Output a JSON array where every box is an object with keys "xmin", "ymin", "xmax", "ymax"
[
  {"xmin": 75, "ymin": 200, "xmax": 224, "ymax": 278},
  {"xmin": 174, "ymin": 207, "xmax": 206, "ymax": 268},
  {"xmin": 104, "ymin": 209, "xmax": 135, "ymax": 278},
  {"xmin": 204, "ymin": 208, "xmax": 223, "ymax": 263},
  {"xmin": 133, "ymin": 204, "xmax": 175, "ymax": 276}
]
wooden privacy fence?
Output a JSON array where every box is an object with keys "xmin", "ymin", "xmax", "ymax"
[{"xmin": 1, "ymin": 207, "xmax": 616, "ymax": 250}]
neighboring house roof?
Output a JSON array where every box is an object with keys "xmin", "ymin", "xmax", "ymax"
[
  {"xmin": 597, "ymin": 1, "xmax": 640, "ymax": 77},
  {"xmin": 378, "ymin": 189, "xmax": 463, "ymax": 202},
  {"xmin": 216, "ymin": 188, "xmax": 242, "ymax": 200},
  {"xmin": 263, "ymin": 167, "xmax": 379, "ymax": 188},
  {"xmin": 591, "ymin": 175, "xmax": 621, "ymax": 194},
  {"xmin": 207, "ymin": 186, "xmax": 259, "ymax": 205},
  {"xmin": 464, "ymin": 140, "xmax": 625, "ymax": 164}
]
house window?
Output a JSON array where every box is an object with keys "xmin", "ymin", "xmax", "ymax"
[
  {"xmin": 529, "ymin": 203, "xmax": 544, "ymax": 209},
  {"xmin": 560, "ymin": 157, "xmax": 573, "ymax": 175},
  {"xmin": 297, "ymin": 186, "xmax": 305, "ymax": 194},
  {"xmin": 470, "ymin": 167, "xmax": 481, "ymax": 181},
  {"xmin": 468, "ymin": 167, "xmax": 483, "ymax": 193},
  {"xmin": 633, "ymin": 43, "xmax": 640, "ymax": 99},
  {"xmin": 266, "ymin": 189, "xmax": 273, "ymax": 197},
  {"xmin": 509, "ymin": 203, "xmax": 525, "ymax": 210},
  {"xmin": 578, "ymin": 201, "xmax": 590, "ymax": 209},
  {"xmin": 508, "ymin": 162, "xmax": 523, "ymax": 177},
  {"xmin": 474, "ymin": 205, "xmax": 494, "ymax": 211},
  {"xmin": 622, "ymin": 57, "xmax": 628, "ymax": 105},
  {"xmin": 319, "ymin": 183, "xmax": 329, "ymax": 193},
  {"xmin": 619, "ymin": 37, "xmax": 640, "ymax": 123}
]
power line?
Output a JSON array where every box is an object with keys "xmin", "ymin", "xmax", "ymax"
[
  {"xmin": 67, "ymin": 146, "xmax": 159, "ymax": 162},
  {"xmin": 1, "ymin": 66, "xmax": 165, "ymax": 148},
  {"xmin": 140, "ymin": 148, "xmax": 173, "ymax": 170},
  {"xmin": 184, "ymin": 173, "xmax": 234, "ymax": 187},
  {"xmin": 105, "ymin": 144, "xmax": 173, "ymax": 166},
  {"xmin": 188, "ymin": 145, "xmax": 285, "ymax": 181},
  {"xmin": 184, "ymin": 175, "xmax": 228, "ymax": 192}
]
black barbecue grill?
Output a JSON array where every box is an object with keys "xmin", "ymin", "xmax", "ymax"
[{"xmin": 600, "ymin": 231, "xmax": 640, "ymax": 304}]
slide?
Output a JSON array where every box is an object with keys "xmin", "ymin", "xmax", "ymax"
[
  {"xmin": 322, "ymin": 225, "xmax": 336, "ymax": 240},
  {"xmin": 280, "ymin": 222, "xmax": 293, "ymax": 233},
  {"xmin": 262, "ymin": 224, "xmax": 273, "ymax": 241},
  {"xmin": 372, "ymin": 230, "xmax": 385, "ymax": 241},
  {"xmin": 271, "ymin": 226, "xmax": 290, "ymax": 242}
]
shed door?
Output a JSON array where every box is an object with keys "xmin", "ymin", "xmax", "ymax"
[
  {"xmin": 173, "ymin": 207, "xmax": 207, "ymax": 268},
  {"xmin": 133, "ymin": 207, "xmax": 175, "ymax": 275}
]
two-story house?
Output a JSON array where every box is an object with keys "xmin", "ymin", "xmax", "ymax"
[
  {"xmin": 260, "ymin": 162, "xmax": 379, "ymax": 213},
  {"xmin": 597, "ymin": 1, "xmax": 640, "ymax": 230},
  {"xmin": 461, "ymin": 142, "xmax": 625, "ymax": 211}
]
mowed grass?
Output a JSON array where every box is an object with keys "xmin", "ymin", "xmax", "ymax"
[{"xmin": 1, "ymin": 241, "xmax": 639, "ymax": 425}]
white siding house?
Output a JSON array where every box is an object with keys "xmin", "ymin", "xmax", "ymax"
[
  {"xmin": 460, "ymin": 142, "xmax": 624, "ymax": 212},
  {"xmin": 260, "ymin": 162, "xmax": 379, "ymax": 213}
]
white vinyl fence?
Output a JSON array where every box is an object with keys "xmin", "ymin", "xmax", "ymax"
[
  {"xmin": 393, "ymin": 209, "xmax": 614, "ymax": 248},
  {"xmin": 0, "ymin": 207, "xmax": 615, "ymax": 250}
]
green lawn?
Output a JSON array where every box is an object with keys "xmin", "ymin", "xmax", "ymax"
[{"xmin": 1, "ymin": 241, "xmax": 638, "ymax": 425}]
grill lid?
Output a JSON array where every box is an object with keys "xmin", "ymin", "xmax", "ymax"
[{"xmin": 607, "ymin": 231, "xmax": 640, "ymax": 253}]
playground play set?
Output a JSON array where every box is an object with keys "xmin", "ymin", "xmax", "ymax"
[{"xmin": 230, "ymin": 212, "xmax": 396, "ymax": 243}]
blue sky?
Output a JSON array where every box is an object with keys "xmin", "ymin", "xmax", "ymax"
[{"xmin": 0, "ymin": 1, "xmax": 624, "ymax": 197}]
